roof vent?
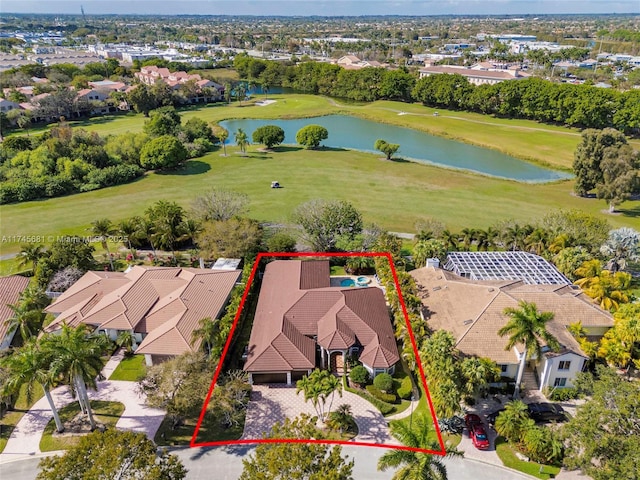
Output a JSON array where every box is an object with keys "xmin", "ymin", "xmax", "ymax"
[
  {"xmin": 463, "ymin": 319, "xmax": 473, "ymax": 325},
  {"xmin": 433, "ymin": 286, "xmax": 441, "ymax": 291},
  {"xmin": 488, "ymin": 288, "xmax": 494, "ymax": 292}
]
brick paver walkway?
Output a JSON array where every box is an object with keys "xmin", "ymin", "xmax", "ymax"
[
  {"xmin": 0, "ymin": 351, "xmax": 165, "ymax": 463},
  {"xmin": 242, "ymin": 384, "xmax": 399, "ymax": 445}
]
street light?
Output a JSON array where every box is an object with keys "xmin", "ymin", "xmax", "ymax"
[{"xmin": 409, "ymin": 392, "xmax": 416, "ymax": 430}]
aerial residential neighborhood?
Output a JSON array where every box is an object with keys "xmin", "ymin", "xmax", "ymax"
[{"xmin": 0, "ymin": 3, "xmax": 639, "ymax": 480}]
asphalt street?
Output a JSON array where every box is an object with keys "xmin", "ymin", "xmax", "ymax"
[{"xmin": 0, "ymin": 445, "xmax": 537, "ymax": 480}]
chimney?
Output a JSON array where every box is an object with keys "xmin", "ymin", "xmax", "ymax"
[{"xmin": 426, "ymin": 258, "xmax": 440, "ymax": 269}]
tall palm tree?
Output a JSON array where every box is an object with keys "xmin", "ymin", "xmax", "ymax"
[
  {"xmin": 191, "ymin": 317, "xmax": 219, "ymax": 356},
  {"xmin": 4, "ymin": 301, "xmax": 43, "ymax": 343},
  {"xmin": 296, "ymin": 368, "xmax": 342, "ymax": 423},
  {"xmin": 135, "ymin": 217, "xmax": 157, "ymax": 257},
  {"xmin": 17, "ymin": 243, "xmax": 45, "ymax": 271},
  {"xmin": 525, "ymin": 228, "xmax": 549, "ymax": 256},
  {"xmin": 235, "ymin": 128, "xmax": 249, "ymax": 154},
  {"xmin": 236, "ymin": 82, "xmax": 247, "ymax": 105},
  {"xmin": 378, "ymin": 414, "xmax": 460, "ymax": 480},
  {"xmin": 43, "ymin": 324, "xmax": 109, "ymax": 430},
  {"xmin": 219, "ymin": 128, "xmax": 229, "ymax": 156},
  {"xmin": 494, "ymin": 400, "xmax": 532, "ymax": 444},
  {"xmin": 0, "ymin": 339, "xmax": 65, "ymax": 432},
  {"xmin": 460, "ymin": 228, "xmax": 476, "ymax": 251},
  {"xmin": 91, "ymin": 218, "xmax": 115, "ymax": 271},
  {"xmin": 118, "ymin": 218, "xmax": 137, "ymax": 251},
  {"xmin": 498, "ymin": 301, "xmax": 560, "ymax": 398},
  {"xmin": 439, "ymin": 230, "xmax": 459, "ymax": 252}
]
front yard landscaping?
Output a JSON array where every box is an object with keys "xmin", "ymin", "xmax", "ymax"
[
  {"xmin": 39, "ymin": 400, "xmax": 125, "ymax": 452},
  {"xmin": 109, "ymin": 354, "xmax": 147, "ymax": 381},
  {"xmin": 0, "ymin": 383, "xmax": 44, "ymax": 453},
  {"xmin": 495, "ymin": 436, "xmax": 561, "ymax": 479}
]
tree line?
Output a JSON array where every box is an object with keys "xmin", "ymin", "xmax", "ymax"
[{"xmin": 233, "ymin": 53, "xmax": 640, "ymax": 134}]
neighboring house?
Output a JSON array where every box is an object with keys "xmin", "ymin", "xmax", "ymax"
[
  {"xmin": 45, "ymin": 266, "xmax": 241, "ymax": 365},
  {"xmin": 244, "ymin": 260, "xmax": 399, "ymax": 385},
  {"xmin": 0, "ymin": 275, "xmax": 31, "ymax": 350},
  {"xmin": 0, "ymin": 98, "xmax": 22, "ymax": 113},
  {"xmin": 134, "ymin": 65, "xmax": 222, "ymax": 102},
  {"xmin": 419, "ymin": 63, "xmax": 530, "ymax": 85},
  {"xmin": 88, "ymin": 80, "xmax": 128, "ymax": 92},
  {"xmin": 410, "ymin": 253, "xmax": 613, "ymax": 392},
  {"xmin": 335, "ymin": 55, "xmax": 387, "ymax": 70}
]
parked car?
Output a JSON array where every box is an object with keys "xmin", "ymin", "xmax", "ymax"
[
  {"xmin": 527, "ymin": 402, "xmax": 566, "ymax": 423},
  {"xmin": 486, "ymin": 408, "xmax": 505, "ymax": 427},
  {"xmin": 469, "ymin": 422, "xmax": 490, "ymax": 450},
  {"xmin": 464, "ymin": 413, "xmax": 482, "ymax": 429}
]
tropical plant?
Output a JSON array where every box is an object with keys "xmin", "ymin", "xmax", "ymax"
[
  {"xmin": 116, "ymin": 330, "xmax": 136, "ymax": 356},
  {"xmin": 374, "ymin": 139, "xmax": 400, "ymax": 160},
  {"xmin": 378, "ymin": 414, "xmax": 460, "ymax": 480},
  {"xmin": 17, "ymin": 243, "xmax": 45, "ymax": 271},
  {"xmin": 252, "ymin": 125, "xmax": 285, "ymax": 148},
  {"xmin": 295, "ymin": 124, "xmax": 328, "ymax": 149},
  {"xmin": 42, "ymin": 324, "xmax": 110, "ymax": 431},
  {"xmin": 0, "ymin": 339, "xmax": 64, "ymax": 433},
  {"xmin": 460, "ymin": 357, "xmax": 501, "ymax": 398},
  {"xmin": 600, "ymin": 227, "xmax": 640, "ymax": 272},
  {"xmin": 326, "ymin": 403, "xmax": 353, "ymax": 434},
  {"xmin": 191, "ymin": 317, "xmax": 219, "ymax": 356},
  {"xmin": 4, "ymin": 298, "xmax": 45, "ymax": 342},
  {"xmin": 91, "ymin": 218, "xmax": 115, "ymax": 271},
  {"xmin": 499, "ymin": 301, "xmax": 560, "ymax": 398},
  {"xmin": 494, "ymin": 400, "xmax": 532, "ymax": 444},
  {"xmin": 296, "ymin": 368, "xmax": 342, "ymax": 423},
  {"xmin": 349, "ymin": 365, "xmax": 369, "ymax": 387},
  {"xmin": 234, "ymin": 128, "xmax": 249, "ymax": 153}
]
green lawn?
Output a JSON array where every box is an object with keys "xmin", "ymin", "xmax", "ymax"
[
  {"xmin": 157, "ymin": 411, "xmax": 245, "ymax": 446},
  {"xmin": 109, "ymin": 354, "xmax": 147, "ymax": 381},
  {"xmin": 0, "ymin": 383, "xmax": 45, "ymax": 453},
  {"xmin": 39, "ymin": 400, "xmax": 125, "ymax": 452},
  {"xmin": 2, "ymin": 143, "xmax": 638, "ymax": 263},
  {"xmin": 495, "ymin": 437, "xmax": 561, "ymax": 479},
  {"xmin": 2, "ymin": 94, "xmax": 639, "ymax": 262}
]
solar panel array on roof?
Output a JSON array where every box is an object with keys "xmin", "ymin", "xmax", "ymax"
[{"xmin": 443, "ymin": 251, "xmax": 570, "ymax": 285}]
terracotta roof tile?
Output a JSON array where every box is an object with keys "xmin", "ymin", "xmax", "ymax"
[{"xmin": 0, "ymin": 275, "xmax": 31, "ymax": 346}]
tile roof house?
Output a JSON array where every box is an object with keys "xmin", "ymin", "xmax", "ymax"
[
  {"xmin": 410, "ymin": 261, "xmax": 613, "ymax": 392},
  {"xmin": 0, "ymin": 275, "xmax": 31, "ymax": 350},
  {"xmin": 134, "ymin": 65, "xmax": 222, "ymax": 102},
  {"xmin": 419, "ymin": 62, "xmax": 530, "ymax": 86},
  {"xmin": 45, "ymin": 266, "xmax": 241, "ymax": 365},
  {"xmin": 244, "ymin": 260, "xmax": 399, "ymax": 385}
]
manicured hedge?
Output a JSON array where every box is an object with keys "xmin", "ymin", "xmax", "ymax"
[{"xmin": 366, "ymin": 385, "xmax": 397, "ymax": 404}]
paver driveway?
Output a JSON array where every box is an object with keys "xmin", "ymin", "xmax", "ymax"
[{"xmin": 242, "ymin": 384, "xmax": 399, "ymax": 445}]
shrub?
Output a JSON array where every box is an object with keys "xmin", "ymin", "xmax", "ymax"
[
  {"xmin": 366, "ymin": 385, "xmax": 397, "ymax": 403},
  {"xmin": 252, "ymin": 125, "xmax": 285, "ymax": 148},
  {"xmin": 85, "ymin": 164, "xmax": 144, "ymax": 188},
  {"xmin": 295, "ymin": 124, "xmax": 328, "ymax": 149},
  {"xmin": 373, "ymin": 373, "xmax": 394, "ymax": 393},
  {"xmin": 139, "ymin": 135, "xmax": 188, "ymax": 170},
  {"xmin": 349, "ymin": 365, "xmax": 369, "ymax": 386},
  {"xmin": 397, "ymin": 376, "xmax": 413, "ymax": 400},
  {"xmin": 548, "ymin": 387, "xmax": 580, "ymax": 402}
]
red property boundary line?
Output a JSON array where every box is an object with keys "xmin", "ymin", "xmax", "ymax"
[{"xmin": 190, "ymin": 251, "xmax": 446, "ymax": 456}]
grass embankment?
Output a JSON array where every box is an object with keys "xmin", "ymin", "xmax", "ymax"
[
  {"xmin": 109, "ymin": 355, "xmax": 147, "ymax": 381},
  {"xmin": 39, "ymin": 400, "xmax": 125, "ymax": 452},
  {"xmin": 495, "ymin": 437, "xmax": 561, "ymax": 479},
  {"xmin": 0, "ymin": 383, "xmax": 45, "ymax": 453}
]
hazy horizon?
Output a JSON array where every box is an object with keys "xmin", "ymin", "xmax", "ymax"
[{"xmin": 1, "ymin": 1, "xmax": 638, "ymax": 16}]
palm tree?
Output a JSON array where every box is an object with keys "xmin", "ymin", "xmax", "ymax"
[
  {"xmin": 498, "ymin": 301, "xmax": 560, "ymax": 398},
  {"xmin": 191, "ymin": 317, "xmax": 219, "ymax": 356},
  {"xmin": 460, "ymin": 357, "xmax": 500, "ymax": 398},
  {"xmin": 116, "ymin": 330, "xmax": 136, "ymax": 356},
  {"xmin": 525, "ymin": 228, "xmax": 549, "ymax": 256},
  {"xmin": 296, "ymin": 368, "xmax": 342, "ymax": 423},
  {"xmin": 579, "ymin": 270, "xmax": 631, "ymax": 312},
  {"xmin": 378, "ymin": 414, "xmax": 460, "ymax": 480},
  {"xmin": 219, "ymin": 128, "xmax": 229, "ymax": 156},
  {"xmin": 17, "ymin": 243, "xmax": 45, "ymax": 271},
  {"xmin": 118, "ymin": 218, "xmax": 137, "ymax": 251},
  {"xmin": 327, "ymin": 403, "xmax": 353, "ymax": 433},
  {"xmin": 91, "ymin": 218, "xmax": 115, "ymax": 271},
  {"xmin": 494, "ymin": 400, "xmax": 532, "ymax": 444},
  {"xmin": 439, "ymin": 230, "xmax": 459, "ymax": 252},
  {"xmin": 460, "ymin": 228, "xmax": 476, "ymax": 250},
  {"xmin": 236, "ymin": 82, "xmax": 247, "ymax": 105},
  {"xmin": 4, "ymin": 300, "xmax": 43, "ymax": 342},
  {"xmin": 0, "ymin": 339, "xmax": 65, "ymax": 433},
  {"xmin": 235, "ymin": 128, "xmax": 249, "ymax": 154},
  {"xmin": 135, "ymin": 217, "xmax": 157, "ymax": 258},
  {"xmin": 43, "ymin": 324, "xmax": 109, "ymax": 430}
]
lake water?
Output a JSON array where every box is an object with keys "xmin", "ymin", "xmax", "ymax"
[{"xmin": 220, "ymin": 115, "xmax": 571, "ymax": 182}]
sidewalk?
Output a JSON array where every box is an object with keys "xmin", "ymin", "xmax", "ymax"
[{"xmin": 0, "ymin": 351, "xmax": 165, "ymax": 464}]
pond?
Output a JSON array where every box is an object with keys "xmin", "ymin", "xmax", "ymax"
[{"xmin": 220, "ymin": 115, "xmax": 571, "ymax": 183}]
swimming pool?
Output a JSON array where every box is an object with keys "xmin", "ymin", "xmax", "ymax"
[{"xmin": 340, "ymin": 278, "xmax": 355, "ymax": 287}]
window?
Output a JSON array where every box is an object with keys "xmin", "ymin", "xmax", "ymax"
[
  {"xmin": 553, "ymin": 377, "xmax": 567, "ymax": 387},
  {"xmin": 558, "ymin": 361, "xmax": 571, "ymax": 370},
  {"xmin": 500, "ymin": 364, "xmax": 508, "ymax": 373}
]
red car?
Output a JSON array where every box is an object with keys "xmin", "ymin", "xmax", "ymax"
[
  {"xmin": 464, "ymin": 413, "xmax": 482, "ymax": 429},
  {"xmin": 469, "ymin": 423, "xmax": 490, "ymax": 450}
]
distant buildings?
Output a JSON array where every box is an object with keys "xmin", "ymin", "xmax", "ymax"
[{"xmin": 419, "ymin": 62, "xmax": 530, "ymax": 86}]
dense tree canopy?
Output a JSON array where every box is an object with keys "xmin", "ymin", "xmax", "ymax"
[
  {"xmin": 37, "ymin": 429, "xmax": 187, "ymax": 480},
  {"xmin": 139, "ymin": 135, "xmax": 188, "ymax": 170},
  {"xmin": 293, "ymin": 199, "xmax": 363, "ymax": 251},
  {"xmin": 296, "ymin": 125, "xmax": 328, "ymax": 149},
  {"xmin": 252, "ymin": 125, "xmax": 285, "ymax": 148}
]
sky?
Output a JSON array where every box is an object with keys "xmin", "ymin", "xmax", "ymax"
[{"xmin": 1, "ymin": 0, "xmax": 638, "ymax": 16}]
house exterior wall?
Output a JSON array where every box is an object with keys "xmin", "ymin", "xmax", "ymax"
[
  {"xmin": 0, "ymin": 330, "xmax": 16, "ymax": 350},
  {"xmin": 497, "ymin": 363, "xmax": 519, "ymax": 379},
  {"xmin": 539, "ymin": 352, "xmax": 586, "ymax": 390}
]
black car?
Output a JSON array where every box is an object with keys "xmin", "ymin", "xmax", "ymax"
[
  {"xmin": 527, "ymin": 402, "xmax": 566, "ymax": 423},
  {"xmin": 486, "ymin": 408, "xmax": 505, "ymax": 427}
]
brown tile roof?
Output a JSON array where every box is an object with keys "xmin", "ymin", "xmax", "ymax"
[
  {"xmin": 0, "ymin": 275, "xmax": 31, "ymax": 345},
  {"xmin": 244, "ymin": 260, "xmax": 399, "ymax": 373},
  {"xmin": 410, "ymin": 267, "xmax": 613, "ymax": 364},
  {"xmin": 46, "ymin": 266, "xmax": 241, "ymax": 356}
]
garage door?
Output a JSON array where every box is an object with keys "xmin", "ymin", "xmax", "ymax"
[{"xmin": 251, "ymin": 373, "xmax": 288, "ymax": 384}]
